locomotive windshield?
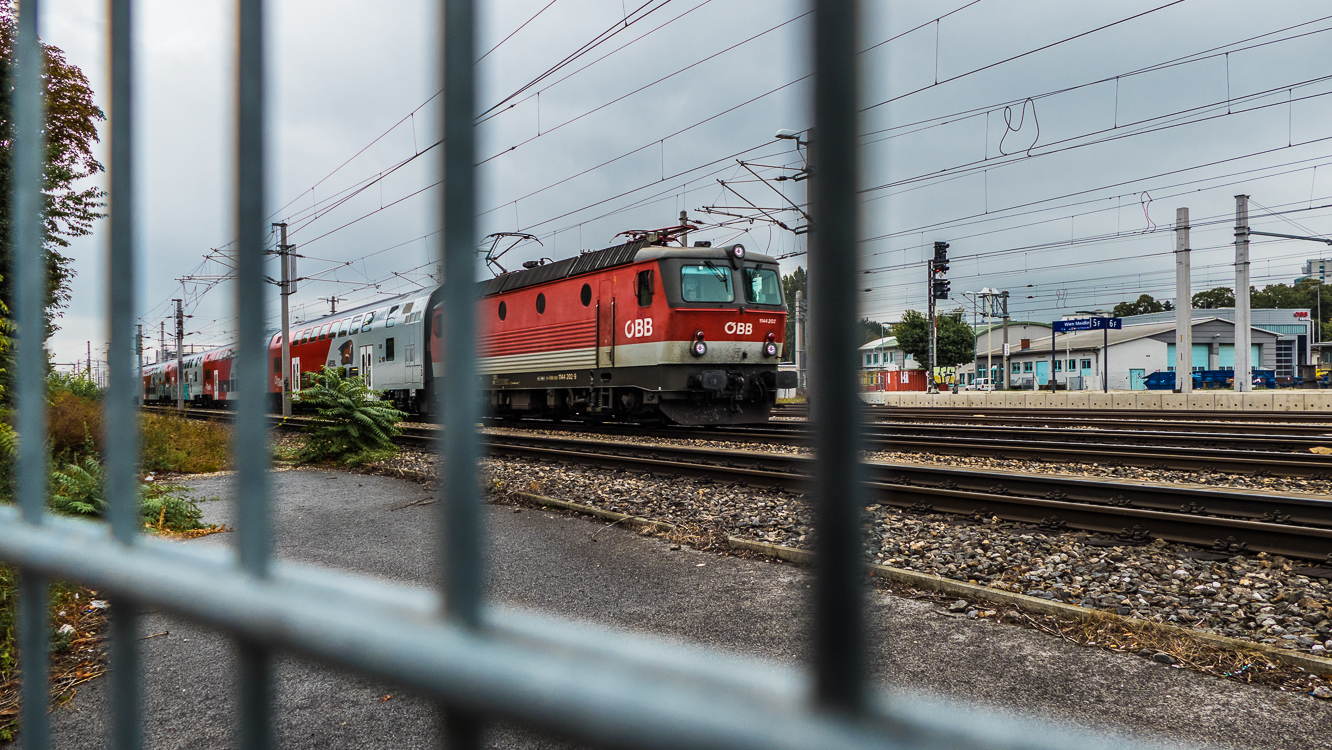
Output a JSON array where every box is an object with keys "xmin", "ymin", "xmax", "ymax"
[
  {"xmin": 742, "ymin": 267, "xmax": 782, "ymax": 305},
  {"xmin": 680, "ymin": 263, "xmax": 734, "ymax": 302}
]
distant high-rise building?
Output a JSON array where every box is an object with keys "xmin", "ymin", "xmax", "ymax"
[{"xmin": 1302, "ymin": 258, "xmax": 1332, "ymax": 282}]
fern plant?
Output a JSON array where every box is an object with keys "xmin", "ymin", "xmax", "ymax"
[
  {"xmin": 296, "ymin": 366, "xmax": 407, "ymax": 465},
  {"xmin": 48, "ymin": 457, "xmax": 206, "ymax": 531}
]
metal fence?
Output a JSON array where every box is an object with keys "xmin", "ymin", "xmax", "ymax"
[{"xmin": 0, "ymin": 1, "xmax": 1129, "ymax": 748}]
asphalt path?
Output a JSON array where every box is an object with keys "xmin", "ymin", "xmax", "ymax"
[{"xmin": 40, "ymin": 467, "xmax": 1332, "ymax": 749}]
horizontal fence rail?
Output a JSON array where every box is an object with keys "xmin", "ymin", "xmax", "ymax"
[{"xmin": 0, "ymin": 0, "xmax": 1160, "ymax": 748}]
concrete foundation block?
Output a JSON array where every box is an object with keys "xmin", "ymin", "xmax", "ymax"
[
  {"xmin": 1111, "ymin": 393, "xmax": 1137, "ymax": 409},
  {"xmin": 1026, "ymin": 392, "xmax": 1050, "ymax": 408},
  {"xmin": 1187, "ymin": 393, "xmax": 1216, "ymax": 411},
  {"xmin": 1089, "ymin": 392, "xmax": 1113, "ymax": 409},
  {"xmin": 1048, "ymin": 393, "xmax": 1069, "ymax": 408},
  {"xmin": 1244, "ymin": 392, "xmax": 1275, "ymax": 411},
  {"xmin": 1161, "ymin": 393, "xmax": 1188, "ymax": 410},
  {"xmin": 1271, "ymin": 393, "xmax": 1304, "ymax": 412},
  {"xmin": 1066, "ymin": 393, "xmax": 1091, "ymax": 409},
  {"xmin": 1305, "ymin": 392, "xmax": 1332, "ymax": 412},
  {"xmin": 1135, "ymin": 392, "xmax": 1163, "ymax": 410},
  {"xmin": 1213, "ymin": 393, "xmax": 1245, "ymax": 411}
]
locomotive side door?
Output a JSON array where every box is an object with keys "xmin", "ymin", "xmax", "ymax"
[
  {"xmin": 360, "ymin": 345, "xmax": 374, "ymax": 388},
  {"xmin": 597, "ymin": 280, "xmax": 615, "ymax": 367}
]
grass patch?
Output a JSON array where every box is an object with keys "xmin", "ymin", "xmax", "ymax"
[{"xmin": 140, "ymin": 412, "xmax": 229, "ymax": 474}]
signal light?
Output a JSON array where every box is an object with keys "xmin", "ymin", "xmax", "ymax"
[
  {"xmin": 932, "ymin": 279, "xmax": 951, "ymax": 300},
  {"xmin": 933, "ymin": 241, "xmax": 949, "ymax": 263},
  {"xmin": 692, "ymin": 330, "xmax": 707, "ymax": 357}
]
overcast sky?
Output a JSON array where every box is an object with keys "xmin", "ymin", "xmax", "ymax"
[{"xmin": 35, "ymin": 0, "xmax": 1332, "ymax": 366}]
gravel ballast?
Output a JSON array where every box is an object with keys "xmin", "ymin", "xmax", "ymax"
[{"xmin": 367, "ymin": 431, "xmax": 1332, "ymax": 664}]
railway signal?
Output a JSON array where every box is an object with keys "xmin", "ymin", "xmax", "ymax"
[{"xmin": 927, "ymin": 241, "xmax": 950, "ymax": 392}]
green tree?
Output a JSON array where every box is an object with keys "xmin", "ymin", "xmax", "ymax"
[
  {"xmin": 1112, "ymin": 293, "xmax": 1173, "ymax": 317},
  {"xmin": 297, "ymin": 366, "xmax": 407, "ymax": 464},
  {"xmin": 859, "ymin": 318, "xmax": 889, "ymax": 345},
  {"xmin": 891, "ymin": 309, "xmax": 975, "ymax": 369},
  {"xmin": 1192, "ymin": 287, "xmax": 1234, "ymax": 309},
  {"xmin": 0, "ymin": 9, "xmax": 106, "ymax": 337},
  {"xmin": 781, "ymin": 266, "xmax": 806, "ymax": 361}
]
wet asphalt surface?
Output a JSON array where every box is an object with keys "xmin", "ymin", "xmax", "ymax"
[{"xmin": 42, "ymin": 468, "xmax": 1332, "ymax": 749}]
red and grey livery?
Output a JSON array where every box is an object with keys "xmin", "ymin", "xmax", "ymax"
[{"xmin": 143, "ymin": 229, "xmax": 794, "ymax": 425}]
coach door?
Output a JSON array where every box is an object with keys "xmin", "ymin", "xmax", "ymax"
[
  {"xmin": 360, "ymin": 344, "xmax": 374, "ymax": 388},
  {"xmin": 597, "ymin": 280, "xmax": 615, "ymax": 367}
]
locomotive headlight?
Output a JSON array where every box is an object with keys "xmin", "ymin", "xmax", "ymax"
[
  {"xmin": 730, "ymin": 244, "xmax": 746, "ymax": 260},
  {"xmin": 763, "ymin": 336, "xmax": 778, "ymax": 357},
  {"xmin": 691, "ymin": 330, "xmax": 707, "ymax": 357}
]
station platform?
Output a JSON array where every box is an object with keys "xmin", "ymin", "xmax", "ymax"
[{"xmin": 862, "ymin": 389, "xmax": 1332, "ymax": 412}]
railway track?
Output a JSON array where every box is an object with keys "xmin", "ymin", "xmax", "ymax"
[
  {"xmin": 144, "ymin": 405, "xmax": 1332, "ymax": 559},
  {"xmin": 477, "ymin": 432, "xmax": 1332, "ymax": 562},
  {"xmin": 774, "ymin": 402, "xmax": 1332, "ymax": 430},
  {"xmin": 148, "ymin": 404, "xmax": 1332, "ymax": 478}
]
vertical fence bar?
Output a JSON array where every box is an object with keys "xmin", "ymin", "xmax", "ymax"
[
  {"xmin": 105, "ymin": 0, "xmax": 142, "ymax": 747},
  {"xmin": 235, "ymin": 0, "xmax": 273, "ymax": 747},
  {"xmin": 437, "ymin": 0, "xmax": 482, "ymax": 745},
  {"xmin": 809, "ymin": 0, "xmax": 866, "ymax": 715},
  {"xmin": 12, "ymin": 0, "xmax": 50, "ymax": 746}
]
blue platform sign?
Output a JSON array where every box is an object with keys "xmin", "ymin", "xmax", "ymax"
[{"xmin": 1053, "ymin": 317, "xmax": 1122, "ymax": 333}]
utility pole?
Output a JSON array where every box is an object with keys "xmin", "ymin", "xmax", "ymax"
[
  {"xmin": 174, "ymin": 298, "xmax": 185, "ymax": 409},
  {"xmin": 1234, "ymin": 195, "xmax": 1252, "ymax": 392},
  {"xmin": 1174, "ymin": 207, "xmax": 1193, "ymax": 393},
  {"xmin": 794, "ymin": 289, "xmax": 806, "ymax": 393},
  {"xmin": 136, "ymin": 324, "xmax": 143, "ymax": 406},
  {"xmin": 318, "ymin": 296, "xmax": 343, "ymax": 316},
  {"xmin": 1000, "ymin": 292, "xmax": 1010, "ymax": 390},
  {"xmin": 159, "ymin": 320, "xmax": 166, "ymax": 364},
  {"xmin": 86, "ymin": 341, "xmax": 91, "ymax": 379},
  {"xmin": 274, "ymin": 222, "xmax": 294, "ymax": 417}
]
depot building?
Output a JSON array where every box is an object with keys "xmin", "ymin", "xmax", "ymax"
[{"xmin": 975, "ymin": 308, "xmax": 1311, "ymax": 390}]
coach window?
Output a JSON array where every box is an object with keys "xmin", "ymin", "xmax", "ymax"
[
  {"xmin": 636, "ymin": 269, "xmax": 654, "ymax": 307},
  {"xmin": 337, "ymin": 318, "xmax": 350, "ymax": 337},
  {"xmin": 498, "ymin": 301, "xmax": 507, "ymax": 321},
  {"xmin": 536, "ymin": 293, "xmax": 546, "ymax": 314},
  {"xmin": 386, "ymin": 337, "xmax": 395, "ymax": 361},
  {"xmin": 349, "ymin": 314, "xmax": 363, "ymax": 335},
  {"xmin": 680, "ymin": 263, "xmax": 733, "ymax": 302},
  {"xmin": 362, "ymin": 311, "xmax": 377, "ymax": 332},
  {"xmin": 303, "ymin": 328, "xmax": 314, "ymax": 344},
  {"xmin": 386, "ymin": 304, "xmax": 400, "ymax": 328},
  {"xmin": 742, "ymin": 267, "xmax": 782, "ymax": 305},
  {"xmin": 581, "ymin": 283, "xmax": 592, "ymax": 307}
]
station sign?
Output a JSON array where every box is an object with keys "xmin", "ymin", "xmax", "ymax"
[{"xmin": 1052, "ymin": 317, "xmax": 1122, "ymax": 333}]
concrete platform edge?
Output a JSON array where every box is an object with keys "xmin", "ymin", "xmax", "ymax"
[{"xmin": 515, "ymin": 491, "xmax": 1332, "ymax": 677}]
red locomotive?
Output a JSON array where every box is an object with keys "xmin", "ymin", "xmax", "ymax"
[{"xmin": 143, "ymin": 228, "xmax": 794, "ymax": 424}]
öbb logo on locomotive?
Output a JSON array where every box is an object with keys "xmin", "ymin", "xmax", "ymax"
[
  {"xmin": 141, "ymin": 226, "xmax": 796, "ymax": 425},
  {"xmin": 624, "ymin": 318, "xmax": 654, "ymax": 338}
]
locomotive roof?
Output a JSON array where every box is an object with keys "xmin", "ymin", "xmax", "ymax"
[{"xmin": 476, "ymin": 239, "xmax": 779, "ymax": 298}]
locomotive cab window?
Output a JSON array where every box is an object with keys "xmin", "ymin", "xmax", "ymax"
[
  {"xmin": 636, "ymin": 269, "xmax": 654, "ymax": 307},
  {"xmin": 742, "ymin": 267, "xmax": 782, "ymax": 305},
  {"xmin": 680, "ymin": 263, "xmax": 733, "ymax": 303}
]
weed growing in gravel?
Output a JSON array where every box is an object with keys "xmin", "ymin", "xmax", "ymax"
[{"xmin": 296, "ymin": 366, "xmax": 406, "ymax": 465}]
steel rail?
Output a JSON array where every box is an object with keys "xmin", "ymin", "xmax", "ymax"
[{"xmin": 776, "ymin": 403, "xmax": 1332, "ymax": 425}]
